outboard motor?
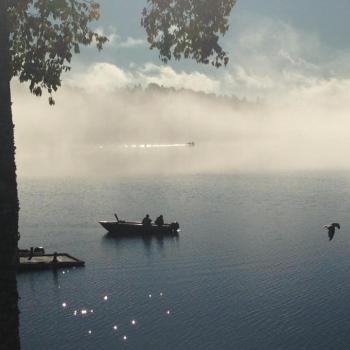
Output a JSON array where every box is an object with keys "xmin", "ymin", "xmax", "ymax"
[{"xmin": 170, "ymin": 222, "xmax": 180, "ymax": 233}]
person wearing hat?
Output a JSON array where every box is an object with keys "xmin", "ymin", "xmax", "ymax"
[
  {"xmin": 155, "ymin": 215, "xmax": 164, "ymax": 226},
  {"xmin": 142, "ymin": 214, "xmax": 152, "ymax": 227}
]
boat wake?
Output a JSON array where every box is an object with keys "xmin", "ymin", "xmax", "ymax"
[{"xmin": 123, "ymin": 142, "xmax": 195, "ymax": 149}]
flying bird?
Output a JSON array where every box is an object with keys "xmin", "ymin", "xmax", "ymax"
[{"xmin": 324, "ymin": 223, "xmax": 340, "ymax": 241}]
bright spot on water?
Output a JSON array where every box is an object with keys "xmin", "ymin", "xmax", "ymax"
[
  {"xmin": 160, "ymin": 292, "xmax": 163, "ymax": 297},
  {"xmin": 81, "ymin": 309, "xmax": 87, "ymax": 315},
  {"xmin": 131, "ymin": 320, "xmax": 136, "ymax": 325},
  {"xmin": 166, "ymin": 310, "xmax": 171, "ymax": 315},
  {"xmin": 104, "ymin": 295, "xmax": 108, "ymax": 301},
  {"xmin": 148, "ymin": 294, "xmax": 152, "ymax": 298},
  {"xmin": 113, "ymin": 325, "xmax": 118, "ymax": 330},
  {"xmin": 73, "ymin": 310, "xmax": 77, "ymax": 316},
  {"xmin": 90, "ymin": 309, "xmax": 94, "ymax": 313},
  {"xmin": 62, "ymin": 302, "xmax": 67, "ymax": 308},
  {"xmin": 62, "ymin": 271, "xmax": 65, "ymax": 274},
  {"xmin": 123, "ymin": 335, "xmax": 127, "ymax": 341},
  {"xmin": 88, "ymin": 330, "xmax": 92, "ymax": 334}
]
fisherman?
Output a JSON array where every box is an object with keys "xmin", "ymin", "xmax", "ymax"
[
  {"xmin": 142, "ymin": 214, "xmax": 152, "ymax": 227},
  {"xmin": 28, "ymin": 247, "xmax": 34, "ymax": 261},
  {"xmin": 155, "ymin": 215, "xmax": 164, "ymax": 226}
]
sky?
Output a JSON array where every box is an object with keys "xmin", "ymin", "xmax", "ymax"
[
  {"xmin": 12, "ymin": 0, "xmax": 350, "ymax": 177},
  {"xmin": 66, "ymin": 0, "xmax": 350, "ymax": 98}
]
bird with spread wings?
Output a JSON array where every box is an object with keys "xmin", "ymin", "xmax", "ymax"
[{"xmin": 324, "ymin": 223, "xmax": 341, "ymax": 241}]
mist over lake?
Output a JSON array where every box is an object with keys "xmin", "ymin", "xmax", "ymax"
[{"xmin": 13, "ymin": 82, "xmax": 350, "ymax": 178}]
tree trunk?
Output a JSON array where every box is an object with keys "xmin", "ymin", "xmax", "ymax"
[{"xmin": 0, "ymin": 1, "xmax": 21, "ymax": 349}]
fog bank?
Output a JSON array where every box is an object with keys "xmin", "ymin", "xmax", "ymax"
[{"xmin": 12, "ymin": 78, "xmax": 350, "ymax": 178}]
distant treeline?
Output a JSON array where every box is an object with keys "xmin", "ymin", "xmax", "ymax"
[{"xmin": 118, "ymin": 83, "xmax": 263, "ymax": 110}]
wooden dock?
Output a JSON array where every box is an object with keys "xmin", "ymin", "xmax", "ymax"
[{"xmin": 18, "ymin": 253, "xmax": 85, "ymax": 272}]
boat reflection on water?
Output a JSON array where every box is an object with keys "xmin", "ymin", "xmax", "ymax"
[
  {"xmin": 102, "ymin": 231, "xmax": 180, "ymax": 254},
  {"xmin": 103, "ymin": 231, "xmax": 179, "ymax": 243}
]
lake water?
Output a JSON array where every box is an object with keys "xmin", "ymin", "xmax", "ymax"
[{"xmin": 18, "ymin": 173, "xmax": 350, "ymax": 350}]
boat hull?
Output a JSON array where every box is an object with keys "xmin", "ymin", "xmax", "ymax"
[{"xmin": 99, "ymin": 221, "xmax": 179, "ymax": 236}]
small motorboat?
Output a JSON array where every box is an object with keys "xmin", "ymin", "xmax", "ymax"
[{"xmin": 99, "ymin": 214, "xmax": 180, "ymax": 236}]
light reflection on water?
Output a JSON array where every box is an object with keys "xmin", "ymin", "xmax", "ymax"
[{"xmin": 18, "ymin": 173, "xmax": 350, "ymax": 349}]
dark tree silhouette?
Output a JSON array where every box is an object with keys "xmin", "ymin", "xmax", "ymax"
[
  {"xmin": 1, "ymin": 1, "xmax": 106, "ymax": 348},
  {"xmin": 0, "ymin": 0, "xmax": 235, "ymax": 348},
  {"xmin": 142, "ymin": 0, "xmax": 236, "ymax": 67}
]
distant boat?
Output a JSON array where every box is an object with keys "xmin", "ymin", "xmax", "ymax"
[
  {"xmin": 122, "ymin": 142, "xmax": 195, "ymax": 149},
  {"xmin": 99, "ymin": 215, "xmax": 180, "ymax": 236}
]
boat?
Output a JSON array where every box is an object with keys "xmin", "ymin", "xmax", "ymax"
[{"xmin": 99, "ymin": 214, "xmax": 180, "ymax": 236}]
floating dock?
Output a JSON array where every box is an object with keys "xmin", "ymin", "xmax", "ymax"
[{"xmin": 18, "ymin": 253, "xmax": 85, "ymax": 272}]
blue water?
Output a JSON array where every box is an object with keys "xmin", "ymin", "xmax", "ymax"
[{"xmin": 18, "ymin": 173, "xmax": 350, "ymax": 349}]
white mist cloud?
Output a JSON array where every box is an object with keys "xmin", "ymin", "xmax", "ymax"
[
  {"xmin": 72, "ymin": 15, "xmax": 350, "ymax": 101},
  {"xmin": 12, "ymin": 75, "xmax": 350, "ymax": 177},
  {"xmin": 11, "ymin": 14, "xmax": 350, "ymax": 177},
  {"xmin": 67, "ymin": 62, "xmax": 132, "ymax": 91},
  {"xmin": 216, "ymin": 14, "xmax": 337, "ymax": 98},
  {"xmin": 67, "ymin": 62, "xmax": 220, "ymax": 94}
]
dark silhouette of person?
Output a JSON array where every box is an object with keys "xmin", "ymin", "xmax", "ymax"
[
  {"xmin": 28, "ymin": 247, "xmax": 34, "ymax": 261},
  {"xmin": 142, "ymin": 214, "xmax": 152, "ymax": 226},
  {"xmin": 155, "ymin": 215, "xmax": 164, "ymax": 226},
  {"xmin": 324, "ymin": 223, "xmax": 340, "ymax": 241}
]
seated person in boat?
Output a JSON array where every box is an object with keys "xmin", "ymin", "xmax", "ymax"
[
  {"xmin": 142, "ymin": 214, "xmax": 152, "ymax": 226},
  {"xmin": 155, "ymin": 215, "xmax": 164, "ymax": 226}
]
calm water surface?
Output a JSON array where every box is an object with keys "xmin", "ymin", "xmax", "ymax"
[{"xmin": 18, "ymin": 173, "xmax": 350, "ymax": 350}]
